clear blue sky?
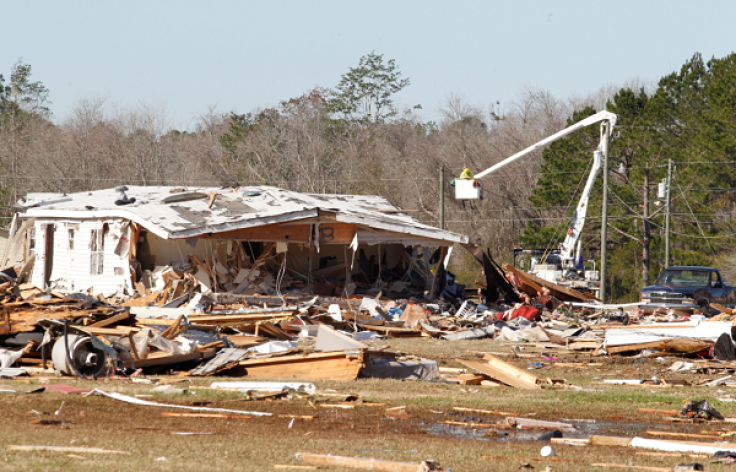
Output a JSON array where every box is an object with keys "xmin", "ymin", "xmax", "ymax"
[{"xmin": 3, "ymin": 0, "xmax": 735, "ymax": 130}]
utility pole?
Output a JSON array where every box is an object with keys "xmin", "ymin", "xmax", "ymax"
[
  {"xmin": 664, "ymin": 158, "xmax": 673, "ymax": 267},
  {"xmin": 439, "ymin": 166, "xmax": 445, "ymax": 230},
  {"xmin": 599, "ymin": 121, "xmax": 611, "ymax": 302}
]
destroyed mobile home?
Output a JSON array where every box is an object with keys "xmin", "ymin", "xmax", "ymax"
[{"xmin": 0, "ymin": 185, "xmax": 735, "ymax": 389}]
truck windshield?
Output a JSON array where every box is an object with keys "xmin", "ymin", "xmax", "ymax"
[{"xmin": 654, "ymin": 269, "xmax": 711, "ymax": 286}]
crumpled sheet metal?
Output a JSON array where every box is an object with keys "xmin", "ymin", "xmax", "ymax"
[{"xmin": 360, "ymin": 356, "xmax": 440, "ymax": 381}]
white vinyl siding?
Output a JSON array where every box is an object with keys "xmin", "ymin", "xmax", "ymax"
[{"xmin": 30, "ymin": 218, "xmax": 132, "ymax": 296}]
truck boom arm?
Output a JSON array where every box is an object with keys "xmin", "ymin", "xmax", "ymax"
[
  {"xmin": 559, "ymin": 149, "xmax": 602, "ymax": 266},
  {"xmin": 474, "ymin": 111, "xmax": 618, "ymax": 180}
]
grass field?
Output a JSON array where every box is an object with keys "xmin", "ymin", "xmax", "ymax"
[{"xmin": 1, "ymin": 337, "xmax": 734, "ymax": 471}]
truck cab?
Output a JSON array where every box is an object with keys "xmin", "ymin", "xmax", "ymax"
[{"xmin": 639, "ymin": 266, "xmax": 735, "ymax": 311}]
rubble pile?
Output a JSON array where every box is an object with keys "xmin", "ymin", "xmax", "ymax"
[{"xmin": 0, "ymin": 241, "xmax": 735, "ymax": 390}]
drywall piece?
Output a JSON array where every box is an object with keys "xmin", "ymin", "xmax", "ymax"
[
  {"xmin": 315, "ymin": 325, "xmax": 368, "ymax": 352},
  {"xmin": 630, "ymin": 436, "xmax": 736, "ymax": 454},
  {"xmin": 328, "ymin": 304, "xmax": 343, "ymax": 321},
  {"xmin": 233, "ymin": 269, "xmax": 249, "ymax": 284},
  {"xmin": 193, "ymin": 267, "xmax": 212, "ymax": 292}
]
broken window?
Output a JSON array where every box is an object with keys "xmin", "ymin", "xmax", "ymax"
[
  {"xmin": 90, "ymin": 225, "xmax": 108, "ymax": 275},
  {"xmin": 27, "ymin": 226, "xmax": 36, "ymax": 258}
]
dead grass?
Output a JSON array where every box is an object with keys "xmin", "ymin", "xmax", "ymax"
[{"xmin": 1, "ymin": 338, "xmax": 735, "ymax": 471}]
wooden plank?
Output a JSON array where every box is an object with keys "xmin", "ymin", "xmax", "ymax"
[
  {"xmin": 481, "ymin": 455, "xmax": 585, "ymax": 463},
  {"xmin": 239, "ymin": 352, "xmax": 364, "ymax": 381},
  {"xmin": 85, "ymin": 326, "xmax": 140, "ymax": 335},
  {"xmin": 226, "ymin": 335, "xmax": 270, "ymax": 348},
  {"xmin": 7, "ymin": 445, "xmax": 130, "ymax": 455},
  {"xmin": 357, "ymin": 324, "xmax": 423, "ymax": 337},
  {"xmin": 459, "ymin": 356, "xmax": 541, "ymax": 389},
  {"xmin": 506, "ymin": 417, "xmax": 574, "ymax": 430},
  {"xmin": 645, "ymin": 430, "xmax": 721, "ymax": 441},
  {"xmin": 457, "ymin": 373, "xmax": 486, "ymax": 385},
  {"xmin": 606, "ymin": 338, "xmax": 713, "ymax": 354},
  {"xmin": 567, "ymin": 341, "xmax": 601, "ymax": 350},
  {"xmin": 120, "ymin": 350, "xmax": 215, "ymax": 369},
  {"xmin": 162, "ymin": 412, "xmax": 251, "ymax": 419},
  {"xmin": 635, "ymin": 451, "xmax": 709, "ymax": 459},
  {"xmin": 589, "ymin": 435, "xmax": 632, "ymax": 447},
  {"xmin": 638, "ymin": 408, "xmax": 679, "ymax": 416},
  {"xmin": 160, "ymin": 315, "xmax": 184, "ymax": 339},
  {"xmin": 590, "ymin": 464, "xmax": 669, "ymax": 472},
  {"xmin": 88, "ymin": 311, "xmax": 132, "ymax": 328},
  {"xmin": 296, "ymin": 453, "xmax": 421, "ymax": 472}
]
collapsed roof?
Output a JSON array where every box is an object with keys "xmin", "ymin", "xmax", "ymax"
[{"xmin": 15, "ymin": 186, "xmax": 468, "ymax": 245}]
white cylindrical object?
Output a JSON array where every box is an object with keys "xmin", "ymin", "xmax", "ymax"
[
  {"xmin": 540, "ymin": 446, "xmax": 556, "ymax": 457},
  {"xmin": 51, "ymin": 334, "xmax": 107, "ymax": 377}
]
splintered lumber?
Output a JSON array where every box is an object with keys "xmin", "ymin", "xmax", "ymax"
[
  {"xmin": 458, "ymin": 356, "xmax": 540, "ymax": 389},
  {"xmin": 502, "ymin": 264, "xmax": 544, "ymax": 296},
  {"xmin": 88, "ymin": 310, "xmax": 132, "ymax": 328},
  {"xmin": 7, "ymin": 445, "xmax": 130, "ymax": 455},
  {"xmin": 0, "ymin": 305, "xmax": 116, "ymax": 335},
  {"xmin": 162, "ymin": 412, "xmax": 251, "ymax": 419},
  {"xmin": 238, "ymin": 351, "xmax": 365, "ymax": 381},
  {"xmin": 502, "ymin": 263, "xmax": 592, "ymax": 302},
  {"xmin": 295, "ymin": 453, "xmax": 423, "ymax": 472}
]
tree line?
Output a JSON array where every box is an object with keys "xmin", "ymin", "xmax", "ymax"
[{"xmin": 2, "ymin": 52, "xmax": 734, "ymax": 301}]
